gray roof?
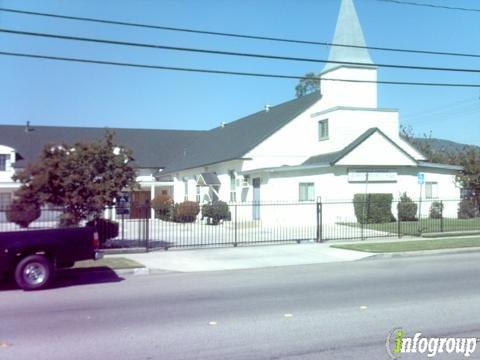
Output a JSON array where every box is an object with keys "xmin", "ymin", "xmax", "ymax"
[
  {"xmin": 303, "ymin": 127, "xmax": 417, "ymax": 166},
  {"xmin": 162, "ymin": 91, "xmax": 322, "ymax": 173},
  {"xmin": 322, "ymin": 0, "xmax": 374, "ymax": 73},
  {"xmin": 0, "ymin": 91, "xmax": 321, "ymax": 172},
  {"xmin": 0, "ymin": 125, "xmax": 204, "ymax": 169},
  {"xmin": 198, "ymin": 173, "xmax": 221, "ymax": 186}
]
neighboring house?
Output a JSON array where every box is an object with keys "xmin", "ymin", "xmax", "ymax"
[
  {"xmin": 0, "ymin": 125, "xmax": 203, "ymax": 218},
  {"xmin": 0, "ymin": 0, "xmax": 462, "ymax": 222},
  {"xmin": 160, "ymin": 0, "xmax": 462, "ymax": 221}
]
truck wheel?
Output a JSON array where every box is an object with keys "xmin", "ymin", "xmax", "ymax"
[{"xmin": 14, "ymin": 255, "xmax": 53, "ymax": 291}]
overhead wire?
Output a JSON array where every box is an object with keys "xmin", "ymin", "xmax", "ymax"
[
  {"xmin": 3, "ymin": 28, "xmax": 480, "ymax": 74},
  {"xmin": 1, "ymin": 6, "xmax": 480, "ymax": 59},
  {"xmin": 2, "ymin": 51, "xmax": 480, "ymax": 88}
]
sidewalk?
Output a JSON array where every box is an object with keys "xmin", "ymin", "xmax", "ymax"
[
  {"xmin": 108, "ymin": 241, "xmax": 374, "ymax": 272},
  {"xmin": 107, "ymin": 235, "xmax": 480, "ymax": 273}
]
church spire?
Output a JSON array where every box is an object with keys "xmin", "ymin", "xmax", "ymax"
[{"xmin": 322, "ymin": 0, "xmax": 374, "ymax": 73}]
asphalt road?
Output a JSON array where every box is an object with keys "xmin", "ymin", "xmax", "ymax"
[{"xmin": 1, "ymin": 252, "xmax": 480, "ymax": 360}]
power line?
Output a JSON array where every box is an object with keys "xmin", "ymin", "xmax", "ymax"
[
  {"xmin": 1, "ymin": 50, "xmax": 480, "ymax": 88},
  {"xmin": 377, "ymin": 0, "xmax": 480, "ymax": 13},
  {"xmin": 1, "ymin": 6, "xmax": 480, "ymax": 59},
  {"xmin": 4, "ymin": 28, "xmax": 480, "ymax": 75}
]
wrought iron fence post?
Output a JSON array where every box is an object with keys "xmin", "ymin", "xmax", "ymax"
[
  {"xmin": 440, "ymin": 200, "xmax": 444, "ymax": 233},
  {"xmin": 121, "ymin": 211, "xmax": 124, "ymax": 240},
  {"xmin": 316, "ymin": 199, "xmax": 323, "ymax": 243},
  {"xmin": 234, "ymin": 203, "xmax": 238, "ymax": 247},
  {"xmin": 145, "ymin": 213, "xmax": 150, "ymax": 252},
  {"xmin": 397, "ymin": 203, "xmax": 401, "ymax": 239}
]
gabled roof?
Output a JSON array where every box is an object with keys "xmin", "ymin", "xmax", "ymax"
[
  {"xmin": 303, "ymin": 127, "xmax": 418, "ymax": 166},
  {"xmin": 0, "ymin": 125, "xmax": 204, "ymax": 169},
  {"xmin": 322, "ymin": 0, "xmax": 374, "ymax": 73},
  {"xmin": 197, "ymin": 173, "xmax": 221, "ymax": 186},
  {"xmin": 162, "ymin": 91, "xmax": 322, "ymax": 174}
]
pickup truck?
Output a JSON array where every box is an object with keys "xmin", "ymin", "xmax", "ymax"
[{"xmin": 0, "ymin": 226, "xmax": 103, "ymax": 290}]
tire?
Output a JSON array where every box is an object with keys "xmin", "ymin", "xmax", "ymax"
[{"xmin": 14, "ymin": 255, "xmax": 53, "ymax": 291}]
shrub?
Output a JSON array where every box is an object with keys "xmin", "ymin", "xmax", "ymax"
[
  {"xmin": 353, "ymin": 193, "xmax": 395, "ymax": 224},
  {"xmin": 6, "ymin": 201, "xmax": 41, "ymax": 228},
  {"xmin": 173, "ymin": 201, "xmax": 200, "ymax": 223},
  {"xmin": 86, "ymin": 218, "xmax": 119, "ymax": 245},
  {"xmin": 151, "ymin": 193, "xmax": 174, "ymax": 220},
  {"xmin": 202, "ymin": 201, "xmax": 231, "ymax": 225},
  {"xmin": 429, "ymin": 201, "xmax": 443, "ymax": 219},
  {"xmin": 397, "ymin": 193, "xmax": 418, "ymax": 221},
  {"xmin": 458, "ymin": 199, "xmax": 479, "ymax": 219}
]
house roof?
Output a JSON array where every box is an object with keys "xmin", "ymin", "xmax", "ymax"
[
  {"xmin": 0, "ymin": 125, "xmax": 204, "ymax": 169},
  {"xmin": 197, "ymin": 173, "xmax": 221, "ymax": 186},
  {"xmin": 0, "ymin": 91, "xmax": 320, "ymax": 172},
  {"xmin": 162, "ymin": 91, "xmax": 322, "ymax": 174},
  {"xmin": 322, "ymin": 0, "xmax": 374, "ymax": 74}
]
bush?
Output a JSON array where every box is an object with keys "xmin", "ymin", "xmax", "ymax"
[
  {"xmin": 458, "ymin": 199, "xmax": 479, "ymax": 219},
  {"xmin": 202, "ymin": 201, "xmax": 231, "ymax": 225},
  {"xmin": 429, "ymin": 201, "xmax": 443, "ymax": 219},
  {"xmin": 6, "ymin": 201, "xmax": 41, "ymax": 228},
  {"xmin": 173, "ymin": 201, "xmax": 200, "ymax": 223},
  {"xmin": 151, "ymin": 193, "xmax": 174, "ymax": 220},
  {"xmin": 86, "ymin": 218, "xmax": 119, "ymax": 245},
  {"xmin": 353, "ymin": 193, "xmax": 395, "ymax": 224},
  {"xmin": 397, "ymin": 193, "xmax": 418, "ymax": 221}
]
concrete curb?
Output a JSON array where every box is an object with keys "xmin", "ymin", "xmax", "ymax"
[
  {"xmin": 365, "ymin": 246, "xmax": 480, "ymax": 260},
  {"xmin": 112, "ymin": 268, "xmax": 178, "ymax": 276}
]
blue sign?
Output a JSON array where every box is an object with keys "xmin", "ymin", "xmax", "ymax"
[{"xmin": 417, "ymin": 172, "xmax": 425, "ymax": 185}]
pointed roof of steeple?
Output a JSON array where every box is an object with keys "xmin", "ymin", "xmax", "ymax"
[{"xmin": 322, "ymin": 0, "xmax": 374, "ymax": 73}]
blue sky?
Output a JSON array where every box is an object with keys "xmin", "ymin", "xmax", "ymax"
[{"xmin": 1, "ymin": 0, "xmax": 479, "ymax": 145}]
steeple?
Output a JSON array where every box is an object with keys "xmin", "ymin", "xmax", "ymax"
[{"xmin": 322, "ymin": 0, "xmax": 374, "ymax": 74}]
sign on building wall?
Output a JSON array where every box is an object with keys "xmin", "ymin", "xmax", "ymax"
[{"xmin": 348, "ymin": 169, "xmax": 398, "ymax": 183}]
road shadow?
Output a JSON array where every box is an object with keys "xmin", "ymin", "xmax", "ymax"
[{"xmin": 0, "ymin": 267, "xmax": 124, "ymax": 291}]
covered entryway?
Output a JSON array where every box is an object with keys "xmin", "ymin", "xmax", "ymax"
[
  {"xmin": 130, "ymin": 191, "xmax": 151, "ymax": 219},
  {"xmin": 196, "ymin": 173, "xmax": 221, "ymax": 203}
]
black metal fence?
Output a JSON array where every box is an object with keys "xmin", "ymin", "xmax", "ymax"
[{"xmin": 1, "ymin": 198, "xmax": 479, "ymax": 251}]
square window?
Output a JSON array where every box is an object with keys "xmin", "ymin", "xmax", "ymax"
[
  {"xmin": 299, "ymin": 183, "xmax": 315, "ymax": 202},
  {"xmin": 0, "ymin": 154, "xmax": 10, "ymax": 171},
  {"xmin": 318, "ymin": 119, "xmax": 328, "ymax": 141},
  {"xmin": 425, "ymin": 182, "xmax": 438, "ymax": 199}
]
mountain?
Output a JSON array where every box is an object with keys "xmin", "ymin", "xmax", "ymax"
[{"xmin": 413, "ymin": 137, "xmax": 480, "ymax": 154}]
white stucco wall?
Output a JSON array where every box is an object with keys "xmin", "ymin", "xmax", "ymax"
[{"xmin": 0, "ymin": 144, "xmax": 16, "ymax": 186}]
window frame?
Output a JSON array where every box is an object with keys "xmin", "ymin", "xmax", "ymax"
[
  {"xmin": 0, "ymin": 154, "xmax": 10, "ymax": 172},
  {"xmin": 299, "ymin": 182, "xmax": 315, "ymax": 202},
  {"xmin": 318, "ymin": 119, "xmax": 329, "ymax": 141},
  {"xmin": 425, "ymin": 181, "xmax": 438, "ymax": 199}
]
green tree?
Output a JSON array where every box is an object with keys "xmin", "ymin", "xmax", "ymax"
[
  {"xmin": 452, "ymin": 148, "xmax": 480, "ymax": 200},
  {"xmin": 295, "ymin": 72, "xmax": 320, "ymax": 98},
  {"xmin": 13, "ymin": 132, "xmax": 138, "ymax": 226},
  {"xmin": 401, "ymin": 125, "xmax": 480, "ymax": 202}
]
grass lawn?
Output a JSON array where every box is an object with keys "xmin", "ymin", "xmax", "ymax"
[
  {"xmin": 343, "ymin": 217, "xmax": 480, "ymax": 236},
  {"xmin": 74, "ymin": 257, "xmax": 145, "ymax": 270},
  {"xmin": 331, "ymin": 237, "xmax": 480, "ymax": 253}
]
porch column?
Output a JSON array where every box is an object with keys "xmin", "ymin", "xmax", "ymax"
[{"xmin": 150, "ymin": 184, "xmax": 155, "ymax": 220}]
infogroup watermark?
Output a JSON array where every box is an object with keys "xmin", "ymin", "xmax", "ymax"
[{"xmin": 386, "ymin": 328, "xmax": 478, "ymax": 358}]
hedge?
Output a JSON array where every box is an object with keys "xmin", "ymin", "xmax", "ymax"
[
  {"xmin": 202, "ymin": 201, "xmax": 231, "ymax": 225},
  {"xmin": 353, "ymin": 193, "xmax": 395, "ymax": 224},
  {"xmin": 397, "ymin": 192, "xmax": 418, "ymax": 221}
]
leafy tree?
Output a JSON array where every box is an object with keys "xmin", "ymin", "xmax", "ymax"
[
  {"xmin": 452, "ymin": 148, "xmax": 480, "ymax": 201},
  {"xmin": 13, "ymin": 132, "xmax": 138, "ymax": 226},
  {"xmin": 295, "ymin": 72, "xmax": 320, "ymax": 98},
  {"xmin": 401, "ymin": 125, "xmax": 480, "ymax": 203}
]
